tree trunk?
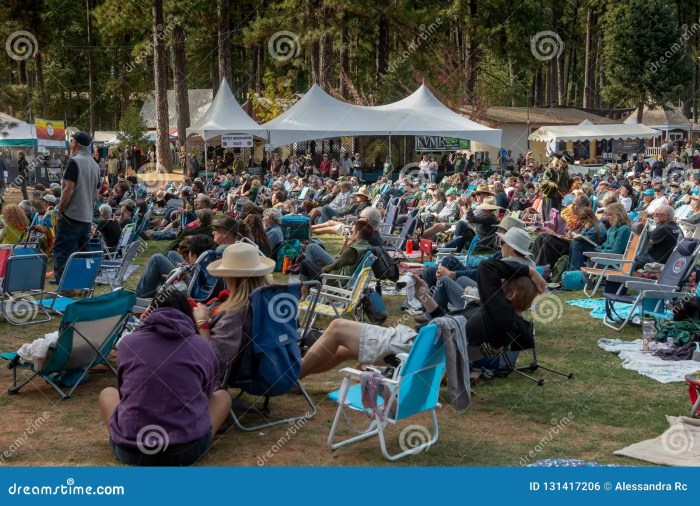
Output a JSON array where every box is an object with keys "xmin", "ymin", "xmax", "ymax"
[
  {"xmin": 375, "ymin": 11, "xmax": 388, "ymax": 85},
  {"xmin": 217, "ymin": 0, "xmax": 233, "ymax": 87},
  {"xmin": 636, "ymin": 96, "xmax": 645, "ymax": 124},
  {"xmin": 465, "ymin": 0, "xmax": 478, "ymax": 104},
  {"xmin": 310, "ymin": 39, "xmax": 320, "ymax": 83},
  {"xmin": 35, "ymin": 51, "xmax": 47, "ymax": 117},
  {"xmin": 339, "ymin": 13, "xmax": 349, "ymax": 98},
  {"xmin": 212, "ymin": 58, "xmax": 220, "ymax": 96},
  {"xmin": 17, "ymin": 60, "xmax": 27, "ymax": 85},
  {"xmin": 86, "ymin": 0, "xmax": 95, "ymax": 135},
  {"xmin": 583, "ymin": 8, "xmax": 594, "ymax": 109},
  {"xmin": 152, "ymin": 0, "xmax": 171, "ymax": 172},
  {"xmin": 548, "ymin": 0, "xmax": 560, "ymax": 106},
  {"xmin": 172, "ymin": 23, "xmax": 190, "ymax": 152}
]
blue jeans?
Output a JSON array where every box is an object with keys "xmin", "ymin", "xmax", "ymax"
[
  {"xmin": 319, "ymin": 206, "xmax": 340, "ymax": 224},
  {"xmin": 305, "ymin": 243, "xmax": 334, "ymax": 266},
  {"xmin": 53, "ymin": 216, "xmax": 92, "ymax": 282},
  {"xmin": 569, "ymin": 239, "xmax": 596, "ymax": 270},
  {"xmin": 421, "ymin": 256, "xmax": 472, "ymax": 288},
  {"xmin": 136, "ymin": 250, "xmax": 183, "ymax": 297},
  {"xmin": 151, "ymin": 229, "xmax": 179, "ymax": 241},
  {"xmin": 429, "ymin": 173, "xmax": 437, "ymax": 183},
  {"xmin": 432, "ymin": 276, "xmax": 476, "ymax": 312}
]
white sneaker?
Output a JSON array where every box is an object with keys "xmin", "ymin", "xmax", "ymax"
[
  {"xmin": 396, "ymin": 275, "xmax": 423, "ymax": 313},
  {"xmin": 462, "ymin": 286, "xmax": 480, "ymax": 302}
]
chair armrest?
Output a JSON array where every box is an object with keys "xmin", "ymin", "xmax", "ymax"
[
  {"xmin": 606, "ymin": 274, "xmax": 638, "ymax": 285},
  {"xmin": 583, "ymin": 252, "xmax": 621, "ymax": 259},
  {"xmin": 320, "ymin": 273, "xmax": 351, "ymax": 281},
  {"xmin": 338, "ymin": 367, "xmax": 399, "ymax": 387},
  {"xmin": 436, "ymin": 248, "xmax": 457, "ymax": 253},
  {"xmin": 625, "ymin": 281, "xmax": 677, "ymax": 292},
  {"xmin": 641, "ymin": 290, "xmax": 687, "ymax": 301},
  {"xmin": 587, "ymin": 257, "xmax": 633, "ymax": 268}
]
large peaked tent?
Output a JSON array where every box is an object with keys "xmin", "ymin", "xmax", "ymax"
[
  {"xmin": 186, "ymin": 78, "xmax": 267, "ymax": 140},
  {"xmin": 263, "ymin": 84, "xmax": 501, "ymax": 148}
]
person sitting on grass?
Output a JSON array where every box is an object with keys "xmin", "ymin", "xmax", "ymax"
[
  {"xmin": 300, "ymin": 258, "xmax": 545, "ymax": 378},
  {"xmin": 99, "ymin": 289, "xmax": 231, "ymax": 466},
  {"xmin": 193, "ymin": 242, "xmax": 274, "ymax": 380}
]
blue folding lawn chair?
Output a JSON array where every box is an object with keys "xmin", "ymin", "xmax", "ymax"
[
  {"xmin": 2, "ymin": 290, "xmax": 136, "ymax": 399},
  {"xmin": 221, "ymin": 283, "xmax": 318, "ymax": 431},
  {"xmin": 327, "ymin": 323, "xmax": 446, "ymax": 460},
  {"xmin": 0, "ymin": 253, "xmax": 52, "ymax": 325},
  {"xmin": 39, "ymin": 251, "xmax": 103, "ymax": 313}
]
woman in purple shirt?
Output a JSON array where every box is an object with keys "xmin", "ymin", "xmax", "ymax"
[{"xmin": 99, "ymin": 290, "xmax": 231, "ymax": 466}]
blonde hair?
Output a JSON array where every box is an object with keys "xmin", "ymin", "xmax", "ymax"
[
  {"xmin": 2, "ymin": 204, "xmax": 29, "ymax": 230},
  {"xmin": 217, "ymin": 276, "xmax": 270, "ymax": 313},
  {"xmin": 601, "ymin": 191, "xmax": 618, "ymax": 207},
  {"xmin": 605, "ymin": 202, "xmax": 631, "ymax": 227}
]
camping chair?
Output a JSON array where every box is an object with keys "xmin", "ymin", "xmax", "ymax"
[
  {"xmin": 96, "ymin": 240, "xmax": 140, "ymax": 290},
  {"xmin": 316, "ymin": 250, "xmax": 376, "ymax": 291},
  {"xmin": 220, "ymin": 283, "xmax": 317, "ymax": 431},
  {"xmin": 382, "ymin": 208, "xmax": 420, "ymax": 255},
  {"xmin": 581, "ymin": 223, "xmax": 648, "ymax": 297},
  {"xmin": 602, "ymin": 238, "xmax": 700, "ymax": 331},
  {"xmin": 0, "ymin": 253, "xmax": 52, "ymax": 325},
  {"xmin": 379, "ymin": 197, "xmax": 400, "ymax": 234},
  {"xmin": 105, "ymin": 223, "xmax": 136, "ymax": 260},
  {"xmin": 187, "ymin": 249, "xmax": 224, "ymax": 302},
  {"xmin": 436, "ymin": 234, "xmax": 479, "ymax": 265},
  {"xmin": 2, "ymin": 290, "xmax": 135, "ymax": 399},
  {"xmin": 327, "ymin": 323, "xmax": 445, "ymax": 461},
  {"xmin": 299, "ymin": 266, "xmax": 375, "ymax": 326},
  {"xmin": 38, "ymin": 251, "xmax": 103, "ymax": 314}
]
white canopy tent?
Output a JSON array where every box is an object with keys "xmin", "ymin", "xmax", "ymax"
[
  {"xmin": 264, "ymin": 83, "xmax": 502, "ymax": 148},
  {"xmin": 0, "ymin": 118, "xmax": 35, "ymax": 147},
  {"xmin": 528, "ymin": 120, "xmax": 661, "ymax": 143},
  {"xmin": 186, "ymin": 78, "xmax": 267, "ymax": 141}
]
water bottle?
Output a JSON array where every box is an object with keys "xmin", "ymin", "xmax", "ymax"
[{"xmin": 642, "ymin": 318, "xmax": 655, "ymax": 352}]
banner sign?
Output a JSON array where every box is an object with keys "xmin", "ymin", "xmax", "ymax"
[
  {"xmin": 221, "ymin": 134, "xmax": 253, "ymax": 148},
  {"xmin": 35, "ymin": 118, "xmax": 66, "ymax": 148},
  {"xmin": 415, "ymin": 136, "xmax": 470, "ymax": 152},
  {"xmin": 612, "ymin": 138, "xmax": 646, "ymax": 154}
]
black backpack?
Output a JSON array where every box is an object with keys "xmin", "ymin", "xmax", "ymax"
[{"xmin": 369, "ymin": 246, "xmax": 399, "ymax": 282}]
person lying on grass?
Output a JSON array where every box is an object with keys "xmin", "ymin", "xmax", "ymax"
[
  {"xmin": 99, "ymin": 289, "xmax": 231, "ymax": 467},
  {"xmin": 300, "ymin": 258, "xmax": 546, "ymax": 379}
]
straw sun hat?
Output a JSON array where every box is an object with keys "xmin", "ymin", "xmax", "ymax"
[
  {"xmin": 207, "ymin": 243, "xmax": 275, "ymax": 278},
  {"xmin": 476, "ymin": 195, "xmax": 501, "ymax": 211}
]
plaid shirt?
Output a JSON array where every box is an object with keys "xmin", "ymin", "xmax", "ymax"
[{"xmin": 329, "ymin": 191, "xmax": 351, "ymax": 211}]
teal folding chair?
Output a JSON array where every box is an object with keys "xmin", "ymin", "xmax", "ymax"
[
  {"xmin": 2, "ymin": 290, "xmax": 136, "ymax": 399},
  {"xmin": 327, "ymin": 324, "xmax": 446, "ymax": 460},
  {"xmin": 39, "ymin": 251, "xmax": 103, "ymax": 313}
]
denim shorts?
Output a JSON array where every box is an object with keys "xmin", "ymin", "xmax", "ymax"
[{"xmin": 110, "ymin": 430, "xmax": 212, "ymax": 467}]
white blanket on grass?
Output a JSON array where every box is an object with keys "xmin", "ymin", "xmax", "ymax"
[
  {"xmin": 597, "ymin": 338, "xmax": 700, "ymax": 384},
  {"xmin": 614, "ymin": 416, "xmax": 700, "ymax": 466}
]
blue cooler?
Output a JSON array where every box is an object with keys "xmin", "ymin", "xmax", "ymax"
[{"xmin": 281, "ymin": 215, "xmax": 311, "ymax": 241}]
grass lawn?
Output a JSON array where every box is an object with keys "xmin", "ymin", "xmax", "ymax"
[{"xmin": 0, "ymin": 225, "xmax": 692, "ymax": 467}]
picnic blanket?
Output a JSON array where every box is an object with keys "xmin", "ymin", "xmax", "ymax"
[
  {"xmin": 614, "ymin": 416, "xmax": 700, "ymax": 466},
  {"xmin": 568, "ymin": 298, "xmax": 672, "ymax": 320},
  {"xmin": 598, "ymin": 338, "xmax": 700, "ymax": 383}
]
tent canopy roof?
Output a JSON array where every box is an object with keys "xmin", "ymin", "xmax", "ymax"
[
  {"xmin": 186, "ymin": 78, "xmax": 266, "ymax": 140},
  {"xmin": 528, "ymin": 120, "xmax": 661, "ymax": 143},
  {"xmin": 263, "ymin": 83, "xmax": 502, "ymax": 148}
]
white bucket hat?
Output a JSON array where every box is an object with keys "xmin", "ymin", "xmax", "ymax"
[
  {"xmin": 497, "ymin": 228, "xmax": 533, "ymax": 257},
  {"xmin": 207, "ymin": 243, "xmax": 275, "ymax": 278}
]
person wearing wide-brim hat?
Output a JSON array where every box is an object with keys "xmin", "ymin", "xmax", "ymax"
[
  {"xmin": 496, "ymin": 228, "xmax": 534, "ymax": 259},
  {"xmin": 471, "ymin": 183, "xmax": 494, "ymax": 197},
  {"xmin": 193, "ymin": 243, "xmax": 274, "ymax": 377},
  {"xmin": 352, "ymin": 186, "xmax": 371, "ymax": 200}
]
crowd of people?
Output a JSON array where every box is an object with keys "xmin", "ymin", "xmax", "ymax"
[{"xmin": 7, "ymin": 129, "xmax": 700, "ymax": 466}]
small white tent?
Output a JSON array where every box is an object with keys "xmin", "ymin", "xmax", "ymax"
[
  {"xmin": 528, "ymin": 120, "xmax": 660, "ymax": 143},
  {"xmin": 264, "ymin": 84, "xmax": 501, "ymax": 148},
  {"xmin": 0, "ymin": 114, "xmax": 35, "ymax": 147},
  {"xmin": 186, "ymin": 78, "xmax": 267, "ymax": 140}
]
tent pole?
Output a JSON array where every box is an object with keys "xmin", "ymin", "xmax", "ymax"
[
  {"xmin": 388, "ymin": 135, "xmax": 392, "ymax": 160},
  {"xmin": 204, "ymin": 135, "xmax": 208, "ymax": 180}
]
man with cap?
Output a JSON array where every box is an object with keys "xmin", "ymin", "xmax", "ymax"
[
  {"xmin": 53, "ymin": 131, "xmax": 102, "ymax": 283},
  {"xmin": 416, "ymin": 223, "xmax": 535, "ymax": 318},
  {"xmin": 646, "ymin": 183, "xmax": 670, "ymax": 214},
  {"xmin": 633, "ymin": 205, "xmax": 683, "ymax": 269}
]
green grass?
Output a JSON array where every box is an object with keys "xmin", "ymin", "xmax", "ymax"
[{"xmin": 0, "ymin": 229, "xmax": 692, "ymax": 466}]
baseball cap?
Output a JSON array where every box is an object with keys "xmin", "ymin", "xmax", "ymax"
[
  {"xmin": 643, "ymin": 189, "xmax": 655, "ymax": 196},
  {"xmin": 71, "ymin": 131, "xmax": 92, "ymax": 147},
  {"xmin": 213, "ymin": 216, "xmax": 240, "ymax": 235},
  {"xmin": 120, "ymin": 199, "xmax": 136, "ymax": 210},
  {"xmin": 42, "ymin": 194, "xmax": 57, "ymax": 205},
  {"xmin": 445, "ymin": 188, "xmax": 458, "ymax": 196}
]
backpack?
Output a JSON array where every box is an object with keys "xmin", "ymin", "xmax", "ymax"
[
  {"xmin": 362, "ymin": 288, "xmax": 388, "ymax": 324},
  {"xmin": 369, "ymin": 245, "xmax": 399, "ymax": 282},
  {"xmin": 561, "ymin": 270, "xmax": 586, "ymax": 291},
  {"xmin": 550, "ymin": 255, "xmax": 569, "ymax": 284},
  {"xmin": 275, "ymin": 239, "xmax": 303, "ymax": 272}
]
